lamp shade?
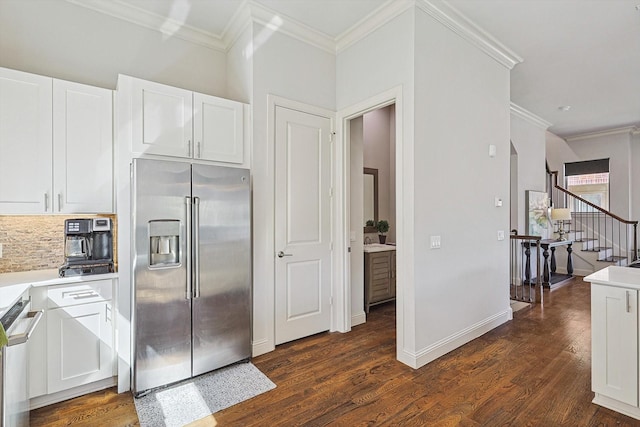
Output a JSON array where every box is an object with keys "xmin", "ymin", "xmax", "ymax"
[{"xmin": 551, "ymin": 208, "xmax": 572, "ymax": 221}]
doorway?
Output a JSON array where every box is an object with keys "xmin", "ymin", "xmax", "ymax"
[{"xmin": 348, "ymin": 105, "xmax": 397, "ymax": 325}]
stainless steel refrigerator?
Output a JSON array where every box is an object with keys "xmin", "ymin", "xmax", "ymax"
[{"xmin": 132, "ymin": 158, "xmax": 251, "ymax": 395}]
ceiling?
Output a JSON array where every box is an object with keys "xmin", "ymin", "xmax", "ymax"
[{"xmin": 115, "ymin": 0, "xmax": 640, "ymax": 138}]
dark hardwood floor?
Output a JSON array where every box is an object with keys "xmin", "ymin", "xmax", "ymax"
[{"xmin": 31, "ymin": 276, "xmax": 640, "ymax": 426}]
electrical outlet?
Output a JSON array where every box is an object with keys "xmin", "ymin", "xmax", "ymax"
[{"xmin": 497, "ymin": 230, "xmax": 505, "ymax": 241}]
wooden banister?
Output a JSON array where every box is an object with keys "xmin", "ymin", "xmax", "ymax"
[{"xmin": 549, "ymin": 171, "xmax": 638, "ymax": 226}]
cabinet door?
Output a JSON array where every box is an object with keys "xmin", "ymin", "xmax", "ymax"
[
  {"xmin": 193, "ymin": 93, "xmax": 244, "ymax": 164},
  {"xmin": 0, "ymin": 68, "xmax": 52, "ymax": 213},
  {"xmin": 47, "ymin": 301, "xmax": 114, "ymax": 394},
  {"xmin": 591, "ymin": 284, "xmax": 638, "ymax": 406},
  {"xmin": 368, "ymin": 252, "xmax": 391, "ymax": 304},
  {"xmin": 53, "ymin": 80, "xmax": 113, "ymax": 213},
  {"xmin": 131, "ymin": 78, "xmax": 193, "ymax": 158}
]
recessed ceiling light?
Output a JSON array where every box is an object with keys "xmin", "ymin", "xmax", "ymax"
[{"xmin": 558, "ymin": 105, "xmax": 571, "ymax": 112}]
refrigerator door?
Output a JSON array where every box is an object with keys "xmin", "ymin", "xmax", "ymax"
[
  {"xmin": 192, "ymin": 164, "xmax": 252, "ymax": 376},
  {"xmin": 133, "ymin": 158, "xmax": 192, "ymax": 393}
]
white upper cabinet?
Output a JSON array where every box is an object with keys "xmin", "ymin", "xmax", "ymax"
[
  {"xmin": 0, "ymin": 68, "xmax": 53, "ymax": 213},
  {"xmin": 124, "ymin": 75, "xmax": 245, "ymax": 165},
  {"xmin": 131, "ymin": 78, "xmax": 193, "ymax": 158},
  {"xmin": 53, "ymin": 80, "xmax": 113, "ymax": 213},
  {"xmin": 0, "ymin": 67, "xmax": 114, "ymax": 214},
  {"xmin": 193, "ymin": 93, "xmax": 243, "ymax": 163}
]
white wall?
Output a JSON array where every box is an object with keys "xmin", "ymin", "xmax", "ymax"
[
  {"xmin": 250, "ymin": 22, "xmax": 336, "ymax": 355},
  {"xmin": 411, "ymin": 7, "xmax": 511, "ymax": 362},
  {"xmin": 633, "ymin": 132, "xmax": 640, "ymax": 222},
  {"xmin": 0, "ymin": 0, "xmax": 227, "ymax": 95},
  {"xmin": 510, "ymin": 114, "xmax": 548, "ymax": 234}
]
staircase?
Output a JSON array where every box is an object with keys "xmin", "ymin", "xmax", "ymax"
[{"xmin": 549, "ymin": 171, "xmax": 638, "ymax": 273}]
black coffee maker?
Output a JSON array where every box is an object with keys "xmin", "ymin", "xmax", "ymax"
[{"xmin": 59, "ymin": 218, "xmax": 114, "ymax": 277}]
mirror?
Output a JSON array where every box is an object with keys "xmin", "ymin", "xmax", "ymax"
[{"xmin": 363, "ymin": 167, "xmax": 378, "ymax": 233}]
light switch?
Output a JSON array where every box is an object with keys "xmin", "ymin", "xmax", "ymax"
[
  {"xmin": 497, "ymin": 230, "xmax": 505, "ymax": 241},
  {"xmin": 430, "ymin": 235, "xmax": 441, "ymax": 249},
  {"xmin": 495, "ymin": 197, "xmax": 503, "ymax": 207},
  {"xmin": 489, "ymin": 144, "xmax": 497, "ymax": 157}
]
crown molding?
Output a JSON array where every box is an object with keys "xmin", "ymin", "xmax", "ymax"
[
  {"xmin": 415, "ymin": 0, "xmax": 523, "ymax": 70},
  {"xmin": 224, "ymin": 1, "xmax": 335, "ymax": 55},
  {"xmin": 335, "ymin": 0, "xmax": 414, "ymax": 53},
  {"xmin": 510, "ymin": 103, "xmax": 552, "ymax": 130},
  {"xmin": 565, "ymin": 126, "xmax": 639, "ymax": 142},
  {"xmin": 65, "ymin": 0, "xmax": 225, "ymax": 51}
]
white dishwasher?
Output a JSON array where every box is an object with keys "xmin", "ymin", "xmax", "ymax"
[{"xmin": 0, "ymin": 292, "xmax": 43, "ymax": 427}]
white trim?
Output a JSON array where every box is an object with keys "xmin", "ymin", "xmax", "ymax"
[
  {"xmin": 510, "ymin": 102, "xmax": 553, "ymax": 130},
  {"xmin": 351, "ymin": 311, "xmax": 367, "ymax": 327},
  {"xmin": 30, "ymin": 377, "xmax": 116, "ymax": 410},
  {"xmin": 400, "ymin": 309, "xmax": 511, "ymax": 369},
  {"xmin": 252, "ymin": 338, "xmax": 274, "ymax": 358},
  {"xmin": 336, "ymin": 0, "xmax": 414, "ymax": 53},
  {"xmin": 65, "ymin": 0, "xmax": 226, "ymax": 51},
  {"xmin": 565, "ymin": 126, "xmax": 639, "ymax": 142},
  {"xmin": 593, "ymin": 393, "xmax": 640, "ymax": 421},
  {"xmin": 335, "ymin": 86, "xmax": 406, "ymax": 358},
  {"xmin": 416, "ymin": 0, "xmax": 523, "ymax": 70}
]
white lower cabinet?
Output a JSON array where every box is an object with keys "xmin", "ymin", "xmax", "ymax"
[
  {"xmin": 28, "ymin": 279, "xmax": 115, "ymax": 405},
  {"xmin": 591, "ymin": 283, "xmax": 638, "ymax": 406},
  {"xmin": 47, "ymin": 300, "xmax": 114, "ymax": 393}
]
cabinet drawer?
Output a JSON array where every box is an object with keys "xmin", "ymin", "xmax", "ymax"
[{"xmin": 47, "ymin": 279, "xmax": 112, "ymax": 308}]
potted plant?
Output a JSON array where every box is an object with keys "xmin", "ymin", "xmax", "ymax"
[{"xmin": 376, "ymin": 220, "xmax": 389, "ymax": 244}]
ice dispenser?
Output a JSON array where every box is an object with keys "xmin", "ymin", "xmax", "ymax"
[{"xmin": 149, "ymin": 220, "xmax": 180, "ymax": 267}]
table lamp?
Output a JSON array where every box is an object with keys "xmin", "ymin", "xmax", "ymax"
[{"xmin": 551, "ymin": 208, "xmax": 572, "ymax": 241}]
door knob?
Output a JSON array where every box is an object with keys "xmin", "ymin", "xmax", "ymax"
[{"xmin": 278, "ymin": 251, "xmax": 293, "ymax": 258}]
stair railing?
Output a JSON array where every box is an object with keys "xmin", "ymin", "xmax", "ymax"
[
  {"xmin": 549, "ymin": 171, "xmax": 638, "ymax": 266},
  {"xmin": 510, "ymin": 231, "xmax": 542, "ymax": 304}
]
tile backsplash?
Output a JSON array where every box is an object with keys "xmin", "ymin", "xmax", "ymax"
[{"xmin": 0, "ymin": 215, "xmax": 117, "ymax": 273}]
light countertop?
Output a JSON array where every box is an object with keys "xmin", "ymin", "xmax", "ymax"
[
  {"xmin": 584, "ymin": 266, "xmax": 640, "ymax": 290},
  {"xmin": 0, "ymin": 269, "xmax": 118, "ymax": 319},
  {"xmin": 363, "ymin": 243, "xmax": 396, "ymax": 253}
]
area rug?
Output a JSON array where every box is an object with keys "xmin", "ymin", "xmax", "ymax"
[
  {"xmin": 510, "ymin": 300, "xmax": 530, "ymax": 313},
  {"xmin": 134, "ymin": 362, "xmax": 276, "ymax": 427}
]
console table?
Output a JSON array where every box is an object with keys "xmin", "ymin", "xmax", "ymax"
[{"xmin": 523, "ymin": 239, "xmax": 573, "ymax": 289}]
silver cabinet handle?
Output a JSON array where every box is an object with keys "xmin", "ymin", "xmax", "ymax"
[
  {"xmin": 187, "ymin": 140, "xmax": 192, "ymax": 157},
  {"xmin": 278, "ymin": 251, "xmax": 293, "ymax": 258},
  {"xmin": 627, "ymin": 290, "xmax": 631, "ymax": 313},
  {"xmin": 7, "ymin": 310, "xmax": 43, "ymax": 346},
  {"xmin": 197, "ymin": 141, "xmax": 201, "ymax": 158},
  {"xmin": 44, "ymin": 193, "xmax": 48, "ymax": 211},
  {"xmin": 193, "ymin": 197, "xmax": 200, "ymax": 298},
  {"xmin": 58, "ymin": 193, "xmax": 62, "ymax": 211},
  {"xmin": 185, "ymin": 196, "xmax": 192, "ymax": 299}
]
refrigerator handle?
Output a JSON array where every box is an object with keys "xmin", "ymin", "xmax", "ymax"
[
  {"xmin": 193, "ymin": 196, "xmax": 201, "ymax": 298},
  {"xmin": 185, "ymin": 196, "xmax": 192, "ymax": 299}
]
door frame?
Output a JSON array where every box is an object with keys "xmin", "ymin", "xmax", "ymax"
[
  {"xmin": 334, "ymin": 86, "xmax": 405, "ymax": 350},
  {"xmin": 267, "ymin": 95, "xmax": 336, "ymax": 345}
]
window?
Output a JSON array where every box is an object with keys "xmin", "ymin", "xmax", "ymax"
[{"xmin": 564, "ymin": 159, "xmax": 609, "ymax": 213}]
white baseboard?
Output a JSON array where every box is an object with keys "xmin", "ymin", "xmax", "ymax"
[
  {"xmin": 252, "ymin": 338, "xmax": 274, "ymax": 357},
  {"xmin": 30, "ymin": 377, "xmax": 116, "ymax": 410},
  {"xmin": 593, "ymin": 393, "xmax": 640, "ymax": 420},
  {"xmin": 351, "ymin": 311, "xmax": 366, "ymax": 327},
  {"xmin": 398, "ymin": 309, "xmax": 511, "ymax": 369}
]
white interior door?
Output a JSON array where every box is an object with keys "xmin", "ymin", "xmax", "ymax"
[{"xmin": 275, "ymin": 105, "xmax": 332, "ymax": 345}]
